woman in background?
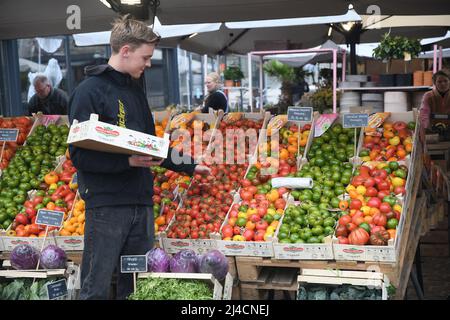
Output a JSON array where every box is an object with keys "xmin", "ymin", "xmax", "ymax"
[{"xmin": 201, "ymin": 72, "xmax": 228, "ymax": 113}]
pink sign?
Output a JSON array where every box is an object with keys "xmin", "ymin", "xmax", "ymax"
[{"xmin": 314, "ymin": 114, "xmax": 338, "ymax": 137}]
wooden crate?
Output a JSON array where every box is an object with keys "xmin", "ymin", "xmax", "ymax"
[
  {"xmin": 0, "ymin": 261, "xmax": 80, "ymax": 300},
  {"xmin": 136, "ymin": 272, "xmax": 227, "ymax": 300},
  {"xmin": 234, "ymin": 256, "xmax": 396, "ymax": 283},
  {"xmin": 297, "ymin": 269, "xmax": 390, "ymax": 300}
]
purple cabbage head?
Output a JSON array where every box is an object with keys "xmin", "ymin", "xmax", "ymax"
[
  {"xmin": 169, "ymin": 249, "xmax": 199, "ymax": 273},
  {"xmin": 146, "ymin": 248, "xmax": 170, "ymax": 272},
  {"xmin": 40, "ymin": 245, "xmax": 67, "ymax": 269},
  {"xmin": 198, "ymin": 250, "xmax": 229, "ymax": 281},
  {"xmin": 10, "ymin": 244, "xmax": 40, "ymax": 270}
]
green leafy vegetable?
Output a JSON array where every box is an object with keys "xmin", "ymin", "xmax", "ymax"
[{"xmin": 128, "ymin": 278, "xmax": 213, "ymax": 300}]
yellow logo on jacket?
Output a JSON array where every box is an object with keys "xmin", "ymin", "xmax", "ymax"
[{"xmin": 117, "ymin": 99, "xmax": 126, "ymax": 128}]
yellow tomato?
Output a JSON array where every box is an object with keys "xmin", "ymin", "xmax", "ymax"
[
  {"xmin": 391, "ymin": 177, "xmax": 405, "ymax": 188},
  {"xmin": 360, "ymin": 206, "xmax": 371, "ymax": 216},
  {"xmin": 356, "ymin": 185, "xmax": 366, "ymax": 196},
  {"xmin": 232, "ymin": 235, "xmax": 245, "ymax": 241}
]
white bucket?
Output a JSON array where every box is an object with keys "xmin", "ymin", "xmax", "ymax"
[
  {"xmin": 363, "ymin": 82, "xmax": 377, "ymax": 87},
  {"xmin": 340, "ymin": 92, "xmax": 361, "ymax": 108},
  {"xmin": 346, "ymin": 75, "xmax": 369, "ymax": 82},
  {"xmin": 339, "ymin": 81, "xmax": 361, "ymax": 88},
  {"xmin": 384, "ymin": 91, "xmax": 408, "ymax": 112}
]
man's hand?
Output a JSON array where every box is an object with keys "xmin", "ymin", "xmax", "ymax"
[
  {"xmin": 129, "ymin": 155, "xmax": 163, "ymax": 168},
  {"xmin": 194, "ymin": 164, "xmax": 211, "ymax": 175}
]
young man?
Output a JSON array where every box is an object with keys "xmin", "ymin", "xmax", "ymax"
[
  {"xmin": 28, "ymin": 74, "xmax": 68, "ymax": 115},
  {"xmin": 68, "ymin": 16, "xmax": 209, "ymax": 300}
]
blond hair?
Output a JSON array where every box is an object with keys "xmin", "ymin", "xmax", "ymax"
[{"xmin": 110, "ymin": 15, "xmax": 160, "ymax": 54}]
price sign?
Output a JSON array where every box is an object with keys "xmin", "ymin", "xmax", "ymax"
[
  {"xmin": 47, "ymin": 279, "xmax": 68, "ymax": 300},
  {"xmin": 36, "ymin": 209, "xmax": 64, "ymax": 227},
  {"xmin": 121, "ymin": 255, "xmax": 147, "ymax": 273},
  {"xmin": 343, "ymin": 113, "xmax": 369, "ymax": 128},
  {"xmin": 0, "ymin": 129, "xmax": 19, "ymax": 142},
  {"xmin": 287, "ymin": 107, "xmax": 313, "ymax": 122}
]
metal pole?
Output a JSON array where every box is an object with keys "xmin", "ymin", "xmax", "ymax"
[
  {"xmin": 350, "ymin": 40, "xmax": 356, "ymax": 74},
  {"xmin": 259, "ymin": 56, "xmax": 263, "ymax": 112},
  {"xmin": 333, "ymin": 49, "xmax": 337, "ymax": 114},
  {"xmin": 439, "ymin": 46, "xmax": 443, "ymax": 71},
  {"xmin": 203, "ymin": 54, "xmax": 208, "ymax": 97},
  {"xmin": 433, "ymin": 44, "xmax": 438, "ymax": 74},
  {"xmin": 248, "ymin": 53, "xmax": 253, "ymax": 112},
  {"xmin": 342, "ymin": 50, "xmax": 346, "ymax": 82}
]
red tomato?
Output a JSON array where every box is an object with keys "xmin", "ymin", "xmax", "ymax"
[
  {"xmin": 349, "ymin": 199, "xmax": 362, "ymax": 210},
  {"xmin": 367, "ymin": 197, "xmax": 381, "ymax": 208},
  {"xmin": 379, "ymin": 202, "xmax": 392, "ymax": 213},
  {"xmin": 338, "ymin": 236, "xmax": 350, "ymax": 244},
  {"xmin": 243, "ymin": 229, "xmax": 255, "ymax": 241},
  {"xmin": 338, "ymin": 215, "xmax": 352, "ymax": 226}
]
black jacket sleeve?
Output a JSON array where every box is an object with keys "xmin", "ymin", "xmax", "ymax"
[
  {"xmin": 160, "ymin": 149, "xmax": 197, "ymax": 175},
  {"xmin": 55, "ymin": 89, "xmax": 69, "ymax": 115},
  {"xmin": 27, "ymin": 95, "xmax": 40, "ymax": 116},
  {"xmin": 68, "ymin": 87, "xmax": 131, "ymax": 174},
  {"xmin": 203, "ymin": 91, "xmax": 227, "ymax": 112}
]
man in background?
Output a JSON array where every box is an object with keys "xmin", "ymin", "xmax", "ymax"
[{"xmin": 27, "ymin": 74, "xmax": 68, "ymax": 115}]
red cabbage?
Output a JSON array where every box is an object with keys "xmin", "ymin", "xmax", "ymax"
[
  {"xmin": 10, "ymin": 244, "xmax": 40, "ymax": 270},
  {"xmin": 169, "ymin": 249, "xmax": 199, "ymax": 273},
  {"xmin": 198, "ymin": 250, "xmax": 229, "ymax": 281},
  {"xmin": 146, "ymin": 248, "xmax": 170, "ymax": 272},
  {"xmin": 40, "ymin": 245, "xmax": 67, "ymax": 269}
]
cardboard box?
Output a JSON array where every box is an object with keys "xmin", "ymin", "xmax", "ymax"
[{"xmin": 68, "ymin": 114, "xmax": 170, "ymax": 158}]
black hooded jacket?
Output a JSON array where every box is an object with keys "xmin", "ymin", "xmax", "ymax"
[{"xmin": 68, "ymin": 64, "xmax": 196, "ymax": 209}]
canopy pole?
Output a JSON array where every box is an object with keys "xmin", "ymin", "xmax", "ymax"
[
  {"xmin": 433, "ymin": 44, "xmax": 438, "ymax": 74},
  {"xmin": 248, "ymin": 53, "xmax": 253, "ymax": 112},
  {"xmin": 203, "ymin": 54, "xmax": 208, "ymax": 97},
  {"xmin": 342, "ymin": 50, "xmax": 346, "ymax": 82},
  {"xmin": 259, "ymin": 56, "xmax": 263, "ymax": 112},
  {"xmin": 439, "ymin": 46, "xmax": 443, "ymax": 71},
  {"xmin": 333, "ymin": 49, "xmax": 337, "ymax": 114}
]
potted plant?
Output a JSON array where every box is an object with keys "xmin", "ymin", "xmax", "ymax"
[
  {"xmin": 263, "ymin": 60, "xmax": 295, "ymax": 113},
  {"xmin": 373, "ymin": 33, "xmax": 421, "ymax": 86},
  {"xmin": 223, "ymin": 66, "xmax": 244, "ymax": 87}
]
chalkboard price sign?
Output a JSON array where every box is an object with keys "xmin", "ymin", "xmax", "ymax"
[
  {"xmin": 287, "ymin": 107, "xmax": 313, "ymax": 122},
  {"xmin": 343, "ymin": 113, "xmax": 369, "ymax": 128},
  {"xmin": 121, "ymin": 255, "xmax": 148, "ymax": 273},
  {"xmin": 36, "ymin": 209, "xmax": 64, "ymax": 227},
  {"xmin": 0, "ymin": 129, "xmax": 19, "ymax": 142}
]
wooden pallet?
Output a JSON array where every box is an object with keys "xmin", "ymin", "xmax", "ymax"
[
  {"xmin": 235, "ymin": 256, "xmax": 396, "ymax": 283},
  {"xmin": 239, "ymin": 268, "xmax": 298, "ymax": 300}
]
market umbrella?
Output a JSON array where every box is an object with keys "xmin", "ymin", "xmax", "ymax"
[{"xmin": 151, "ymin": 0, "xmax": 450, "ymax": 24}]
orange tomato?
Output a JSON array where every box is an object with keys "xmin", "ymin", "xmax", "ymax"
[
  {"xmin": 46, "ymin": 202, "xmax": 56, "ymax": 210},
  {"xmin": 287, "ymin": 145, "xmax": 297, "ymax": 154},
  {"xmin": 383, "ymin": 122, "xmax": 393, "ymax": 130},
  {"xmin": 155, "ymin": 216, "xmax": 166, "ymax": 226},
  {"xmin": 279, "ymin": 148, "xmax": 289, "ymax": 160},
  {"xmin": 44, "ymin": 171, "xmax": 59, "ymax": 185},
  {"xmin": 363, "ymin": 216, "xmax": 373, "ymax": 224},
  {"xmin": 387, "ymin": 229, "xmax": 396, "ymax": 239},
  {"xmin": 383, "ymin": 130, "xmax": 395, "ymax": 139},
  {"xmin": 245, "ymin": 221, "xmax": 256, "ymax": 230},
  {"xmin": 288, "ymin": 135, "xmax": 298, "ymax": 145},
  {"xmin": 405, "ymin": 143, "xmax": 413, "ymax": 153},
  {"xmin": 299, "ymin": 137, "xmax": 308, "ymax": 147},
  {"xmin": 396, "ymin": 148, "xmax": 407, "ymax": 159},
  {"xmin": 339, "ymin": 200, "xmax": 349, "ymax": 211}
]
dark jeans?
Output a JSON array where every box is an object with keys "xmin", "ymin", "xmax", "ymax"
[{"xmin": 79, "ymin": 205, "xmax": 154, "ymax": 300}]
